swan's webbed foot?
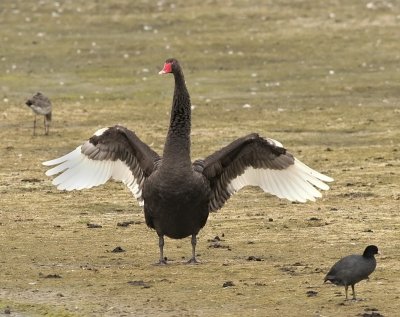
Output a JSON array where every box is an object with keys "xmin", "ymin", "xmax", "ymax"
[
  {"xmin": 154, "ymin": 258, "xmax": 168, "ymax": 266},
  {"xmin": 187, "ymin": 257, "xmax": 200, "ymax": 264}
]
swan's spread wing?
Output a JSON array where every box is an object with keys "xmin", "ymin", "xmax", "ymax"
[
  {"xmin": 200, "ymin": 133, "xmax": 333, "ymax": 212},
  {"xmin": 43, "ymin": 125, "xmax": 160, "ymax": 206}
]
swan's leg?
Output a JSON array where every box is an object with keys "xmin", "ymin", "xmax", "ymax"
[
  {"xmin": 187, "ymin": 234, "xmax": 200, "ymax": 264},
  {"xmin": 351, "ymin": 284, "xmax": 356, "ymax": 300},
  {"xmin": 156, "ymin": 235, "xmax": 167, "ymax": 265}
]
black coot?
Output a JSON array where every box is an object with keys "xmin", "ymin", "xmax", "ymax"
[{"xmin": 324, "ymin": 245, "xmax": 379, "ymax": 300}]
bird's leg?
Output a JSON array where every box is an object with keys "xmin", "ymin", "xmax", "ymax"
[
  {"xmin": 33, "ymin": 115, "xmax": 37, "ymax": 136},
  {"xmin": 351, "ymin": 284, "xmax": 356, "ymax": 300},
  {"xmin": 44, "ymin": 117, "xmax": 49, "ymax": 135},
  {"xmin": 344, "ymin": 285, "xmax": 349, "ymax": 300},
  {"xmin": 156, "ymin": 235, "xmax": 167, "ymax": 265},
  {"xmin": 187, "ymin": 234, "xmax": 200, "ymax": 264}
]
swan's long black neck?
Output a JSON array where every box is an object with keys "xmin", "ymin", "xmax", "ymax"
[{"xmin": 163, "ymin": 68, "xmax": 191, "ymax": 166}]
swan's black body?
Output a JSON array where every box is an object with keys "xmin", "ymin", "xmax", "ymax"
[{"xmin": 43, "ymin": 58, "xmax": 333, "ymax": 264}]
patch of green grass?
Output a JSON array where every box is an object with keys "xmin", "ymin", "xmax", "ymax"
[{"xmin": 0, "ymin": 300, "xmax": 78, "ymax": 317}]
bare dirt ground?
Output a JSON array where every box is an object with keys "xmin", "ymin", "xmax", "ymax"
[{"xmin": 0, "ymin": 1, "xmax": 399, "ymax": 316}]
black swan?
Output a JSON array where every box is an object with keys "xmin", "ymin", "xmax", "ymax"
[
  {"xmin": 43, "ymin": 58, "xmax": 333, "ymax": 264},
  {"xmin": 26, "ymin": 92, "xmax": 52, "ymax": 135},
  {"xmin": 324, "ymin": 245, "xmax": 379, "ymax": 300}
]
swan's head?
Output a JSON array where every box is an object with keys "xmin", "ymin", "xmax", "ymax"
[{"xmin": 159, "ymin": 58, "xmax": 180, "ymax": 75}]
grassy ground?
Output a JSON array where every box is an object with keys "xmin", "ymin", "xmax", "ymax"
[{"xmin": 0, "ymin": 0, "xmax": 399, "ymax": 316}]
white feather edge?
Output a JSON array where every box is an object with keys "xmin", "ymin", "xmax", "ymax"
[
  {"xmin": 227, "ymin": 157, "xmax": 333, "ymax": 203},
  {"xmin": 43, "ymin": 145, "xmax": 144, "ymax": 206}
]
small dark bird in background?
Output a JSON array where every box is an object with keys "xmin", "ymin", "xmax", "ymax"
[
  {"xmin": 324, "ymin": 245, "xmax": 379, "ymax": 300},
  {"xmin": 25, "ymin": 92, "xmax": 52, "ymax": 135}
]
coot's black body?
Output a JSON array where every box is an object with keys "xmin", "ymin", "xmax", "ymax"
[{"xmin": 324, "ymin": 245, "xmax": 379, "ymax": 300}]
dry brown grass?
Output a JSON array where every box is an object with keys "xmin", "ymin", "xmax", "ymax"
[{"xmin": 1, "ymin": 1, "xmax": 399, "ymax": 316}]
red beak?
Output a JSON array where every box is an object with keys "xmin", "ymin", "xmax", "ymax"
[{"xmin": 159, "ymin": 62, "xmax": 172, "ymax": 74}]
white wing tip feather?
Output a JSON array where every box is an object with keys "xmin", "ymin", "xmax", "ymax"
[
  {"xmin": 228, "ymin": 159, "xmax": 333, "ymax": 203},
  {"xmin": 43, "ymin": 147, "xmax": 145, "ymax": 204},
  {"xmin": 42, "ymin": 146, "xmax": 82, "ymax": 166},
  {"xmin": 294, "ymin": 158, "xmax": 334, "ymax": 183}
]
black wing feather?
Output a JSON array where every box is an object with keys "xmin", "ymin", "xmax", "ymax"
[{"xmin": 200, "ymin": 133, "xmax": 294, "ymax": 212}]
